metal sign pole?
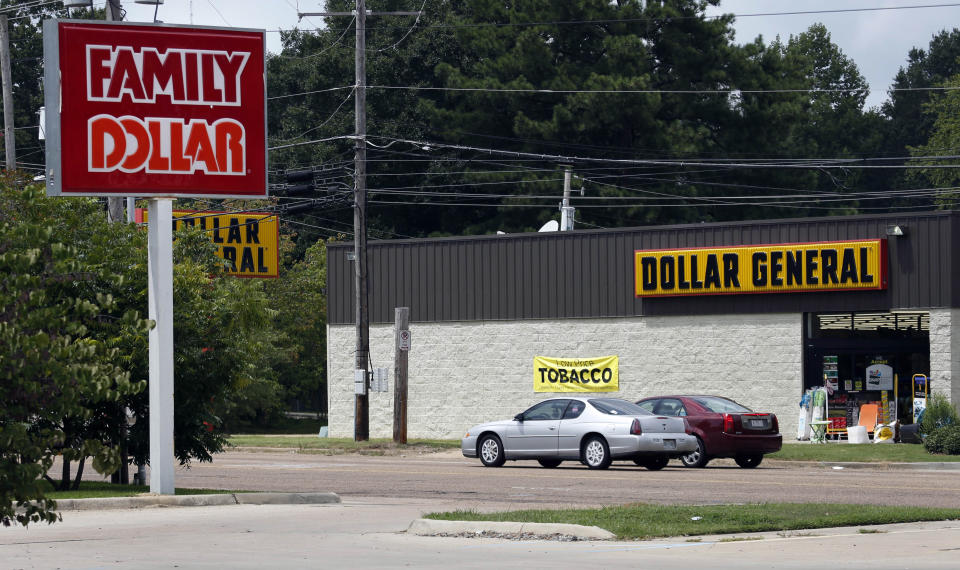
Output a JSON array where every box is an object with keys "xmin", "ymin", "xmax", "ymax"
[{"xmin": 147, "ymin": 198, "xmax": 175, "ymax": 494}]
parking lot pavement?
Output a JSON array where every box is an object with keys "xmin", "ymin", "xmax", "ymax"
[{"xmin": 3, "ymin": 497, "xmax": 960, "ymax": 569}]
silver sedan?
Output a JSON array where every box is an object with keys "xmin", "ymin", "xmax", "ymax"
[{"xmin": 461, "ymin": 397, "xmax": 697, "ymax": 470}]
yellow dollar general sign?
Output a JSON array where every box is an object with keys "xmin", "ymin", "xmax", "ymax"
[
  {"xmin": 533, "ymin": 356, "xmax": 619, "ymax": 393},
  {"xmin": 634, "ymin": 239, "xmax": 887, "ymax": 297},
  {"xmin": 139, "ymin": 209, "xmax": 280, "ymax": 278}
]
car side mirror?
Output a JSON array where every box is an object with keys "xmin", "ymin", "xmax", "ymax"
[{"xmin": 513, "ymin": 413, "xmax": 524, "ymax": 422}]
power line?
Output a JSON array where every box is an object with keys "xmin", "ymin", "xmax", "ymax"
[
  {"xmin": 271, "ymin": 87, "xmax": 355, "ymax": 145},
  {"xmin": 268, "ymin": 83, "xmax": 960, "ymax": 103},
  {"xmin": 374, "ymin": 0, "xmax": 426, "ymax": 52},
  {"xmin": 267, "ymin": 86, "xmax": 352, "ymax": 101},
  {"xmin": 365, "ymin": 84, "xmax": 960, "ymax": 96},
  {"xmin": 268, "ymin": 134, "xmax": 352, "ymax": 151},
  {"xmin": 0, "ymin": 0, "xmax": 63, "ymax": 14},
  {"xmin": 272, "ymin": 16, "xmax": 355, "ymax": 60},
  {"xmin": 365, "ymin": 135, "xmax": 960, "ymax": 171},
  {"xmin": 279, "ymin": 2, "xmax": 960, "ymax": 32}
]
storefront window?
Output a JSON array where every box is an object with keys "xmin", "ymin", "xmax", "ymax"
[{"xmin": 804, "ymin": 312, "xmax": 929, "ymax": 425}]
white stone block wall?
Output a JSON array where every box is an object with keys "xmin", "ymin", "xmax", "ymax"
[
  {"xmin": 327, "ymin": 313, "xmax": 803, "ymax": 439},
  {"xmin": 929, "ymin": 308, "xmax": 959, "ymax": 404}
]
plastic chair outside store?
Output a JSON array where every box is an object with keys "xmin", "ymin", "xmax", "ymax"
[{"xmin": 858, "ymin": 403, "xmax": 880, "ymax": 436}]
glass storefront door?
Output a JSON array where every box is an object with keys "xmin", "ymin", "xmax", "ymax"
[{"xmin": 804, "ymin": 312, "xmax": 929, "ymax": 425}]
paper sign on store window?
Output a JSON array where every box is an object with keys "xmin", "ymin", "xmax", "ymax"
[{"xmin": 866, "ymin": 363, "xmax": 893, "ymax": 391}]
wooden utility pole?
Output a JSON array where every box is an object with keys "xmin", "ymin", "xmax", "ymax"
[
  {"xmin": 353, "ymin": 0, "xmax": 370, "ymax": 441},
  {"xmin": 105, "ymin": 0, "xmax": 125, "ymax": 223},
  {"xmin": 393, "ymin": 307, "xmax": 409, "ymax": 443},
  {"xmin": 0, "ymin": 15, "xmax": 15, "ymax": 170},
  {"xmin": 300, "ymin": 1, "xmax": 420, "ymax": 442}
]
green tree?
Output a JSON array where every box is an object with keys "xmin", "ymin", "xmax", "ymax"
[
  {"xmin": 265, "ymin": 239, "xmax": 329, "ymax": 416},
  {"xmin": 720, "ymin": 24, "xmax": 880, "ymax": 219},
  {"xmin": 884, "ymin": 29, "xmax": 960, "ymax": 151},
  {"xmin": 0, "ymin": 178, "xmax": 149, "ymax": 526},
  {"xmin": 879, "ymin": 29, "xmax": 960, "ymax": 210},
  {"xmin": 126, "ymin": 225, "xmax": 288, "ymax": 464},
  {"xmin": 422, "ymin": 0, "xmax": 742, "ymax": 230},
  {"xmin": 269, "ymin": 3, "xmax": 883, "ymax": 234},
  {"xmin": 906, "ymin": 74, "xmax": 960, "ymax": 207}
]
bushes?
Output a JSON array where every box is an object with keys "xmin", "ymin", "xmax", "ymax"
[
  {"xmin": 919, "ymin": 393, "xmax": 959, "ymax": 437},
  {"xmin": 921, "ymin": 393, "xmax": 960, "ymax": 455},
  {"xmin": 923, "ymin": 424, "xmax": 960, "ymax": 455}
]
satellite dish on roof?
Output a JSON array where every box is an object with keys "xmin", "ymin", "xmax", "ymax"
[{"xmin": 538, "ymin": 220, "xmax": 559, "ymax": 232}]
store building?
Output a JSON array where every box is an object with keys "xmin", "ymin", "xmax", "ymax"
[{"xmin": 325, "ymin": 211, "xmax": 959, "ymax": 439}]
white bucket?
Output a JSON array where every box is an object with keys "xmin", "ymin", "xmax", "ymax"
[{"xmin": 847, "ymin": 425, "xmax": 869, "ymax": 444}]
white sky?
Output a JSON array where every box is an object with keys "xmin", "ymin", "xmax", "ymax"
[{"xmin": 120, "ymin": 0, "xmax": 960, "ymax": 110}]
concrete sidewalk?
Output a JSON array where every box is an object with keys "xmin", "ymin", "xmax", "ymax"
[
  {"xmin": 53, "ymin": 492, "xmax": 613, "ymax": 539},
  {"xmin": 54, "ymin": 491, "xmax": 341, "ymax": 511},
  {"xmin": 6, "ymin": 499, "xmax": 960, "ymax": 569}
]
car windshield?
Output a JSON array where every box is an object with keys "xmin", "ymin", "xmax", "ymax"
[
  {"xmin": 589, "ymin": 398, "xmax": 650, "ymax": 416},
  {"xmin": 691, "ymin": 396, "xmax": 752, "ymax": 413}
]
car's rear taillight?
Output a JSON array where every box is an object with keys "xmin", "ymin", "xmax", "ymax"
[
  {"xmin": 723, "ymin": 413, "xmax": 735, "ymax": 434},
  {"xmin": 772, "ymin": 415, "xmax": 779, "ymax": 433},
  {"xmin": 630, "ymin": 418, "xmax": 643, "ymax": 435}
]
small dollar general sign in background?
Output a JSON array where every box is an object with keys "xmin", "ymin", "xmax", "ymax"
[
  {"xmin": 139, "ymin": 209, "xmax": 279, "ymax": 278},
  {"xmin": 533, "ymin": 356, "xmax": 619, "ymax": 393}
]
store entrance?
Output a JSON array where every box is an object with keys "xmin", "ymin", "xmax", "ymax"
[{"xmin": 804, "ymin": 312, "xmax": 929, "ymax": 429}]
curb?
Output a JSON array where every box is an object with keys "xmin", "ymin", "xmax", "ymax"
[
  {"xmin": 406, "ymin": 518, "xmax": 615, "ymax": 540},
  {"xmin": 54, "ymin": 492, "xmax": 341, "ymax": 511}
]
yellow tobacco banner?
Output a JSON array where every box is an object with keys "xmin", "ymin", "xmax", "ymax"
[
  {"xmin": 533, "ymin": 356, "xmax": 619, "ymax": 393},
  {"xmin": 634, "ymin": 239, "xmax": 887, "ymax": 297}
]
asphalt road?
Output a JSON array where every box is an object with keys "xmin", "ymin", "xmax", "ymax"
[
  {"xmin": 9, "ymin": 450, "xmax": 960, "ymax": 569},
  {"xmin": 164, "ymin": 449, "xmax": 960, "ymax": 509}
]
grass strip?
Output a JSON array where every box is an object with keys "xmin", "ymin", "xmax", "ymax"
[
  {"xmin": 770, "ymin": 442, "xmax": 960, "ymax": 462},
  {"xmin": 424, "ymin": 503, "xmax": 960, "ymax": 540},
  {"xmin": 226, "ymin": 435, "xmax": 459, "ymax": 454},
  {"xmin": 42, "ymin": 480, "xmax": 243, "ymax": 500}
]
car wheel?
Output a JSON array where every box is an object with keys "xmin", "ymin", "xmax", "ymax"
[
  {"xmin": 680, "ymin": 436, "xmax": 709, "ymax": 468},
  {"xmin": 478, "ymin": 434, "xmax": 506, "ymax": 467},
  {"xmin": 537, "ymin": 459, "xmax": 563, "ymax": 468},
  {"xmin": 641, "ymin": 456, "xmax": 669, "ymax": 471},
  {"xmin": 734, "ymin": 454, "xmax": 763, "ymax": 468},
  {"xmin": 582, "ymin": 436, "xmax": 611, "ymax": 470}
]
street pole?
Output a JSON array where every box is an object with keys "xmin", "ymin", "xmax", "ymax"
[
  {"xmin": 147, "ymin": 198, "xmax": 176, "ymax": 495},
  {"xmin": 105, "ymin": 0, "xmax": 125, "ymax": 223},
  {"xmin": 299, "ymin": 2, "xmax": 420, "ymax": 442},
  {"xmin": 0, "ymin": 15, "xmax": 15, "ymax": 170}
]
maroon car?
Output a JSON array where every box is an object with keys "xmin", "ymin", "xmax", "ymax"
[{"xmin": 635, "ymin": 395, "xmax": 782, "ymax": 468}]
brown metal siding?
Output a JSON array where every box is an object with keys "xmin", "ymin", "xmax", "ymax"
[{"xmin": 327, "ymin": 212, "xmax": 959, "ymax": 325}]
